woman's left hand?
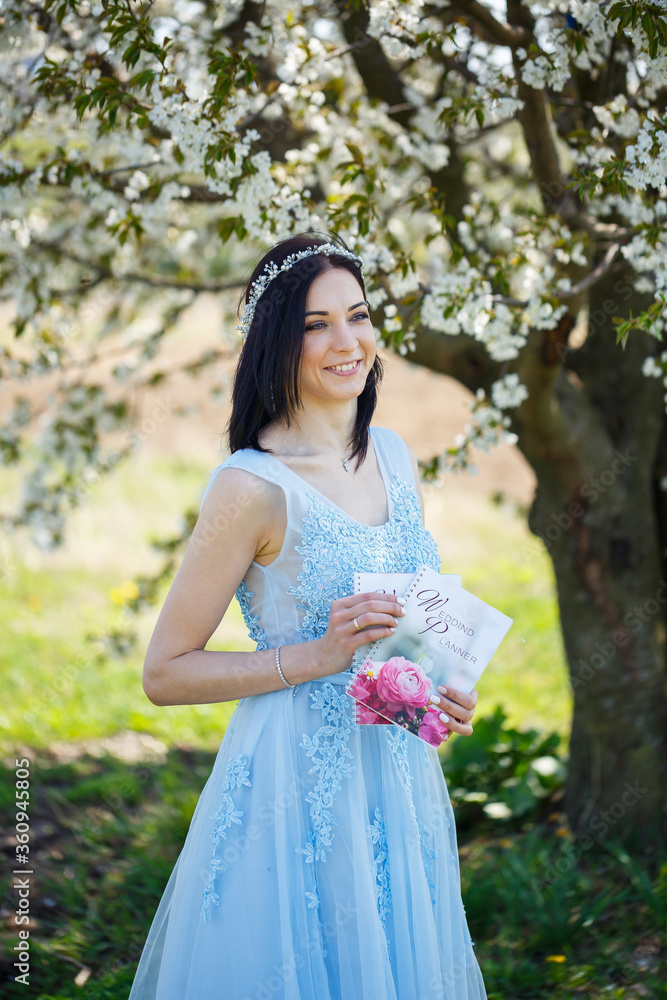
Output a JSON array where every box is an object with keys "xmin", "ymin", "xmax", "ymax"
[{"xmin": 435, "ymin": 685, "xmax": 479, "ymax": 737}]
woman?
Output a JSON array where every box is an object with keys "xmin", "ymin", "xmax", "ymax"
[{"xmin": 129, "ymin": 232, "xmax": 485, "ymax": 1000}]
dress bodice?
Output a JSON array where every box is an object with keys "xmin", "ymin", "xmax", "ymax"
[{"xmin": 198, "ymin": 425, "xmax": 441, "ymax": 653}]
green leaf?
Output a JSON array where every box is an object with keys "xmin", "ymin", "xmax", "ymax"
[{"xmin": 218, "ymin": 217, "xmax": 239, "ymax": 243}]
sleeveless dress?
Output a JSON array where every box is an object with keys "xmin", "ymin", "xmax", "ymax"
[{"xmin": 128, "ymin": 425, "xmax": 487, "ymax": 1000}]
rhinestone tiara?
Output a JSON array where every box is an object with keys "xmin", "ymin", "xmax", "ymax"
[{"xmin": 236, "ymin": 242, "xmax": 365, "ymax": 341}]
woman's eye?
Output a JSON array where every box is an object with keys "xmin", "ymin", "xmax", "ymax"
[{"xmin": 305, "ymin": 313, "xmax": 368, "ymax": 330}]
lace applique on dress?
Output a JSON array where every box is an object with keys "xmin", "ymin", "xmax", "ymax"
[
  {"xmin": 386, "ymin": 727, "xmax": 439, "ymax": 903},
  {"xmin": 368, "ymin": 806, "xmax": 392, "ymax": 950},
  {"xmin": 287, "ymin": 474, "xmax": 440, "ymax": 644},
  {"xmin": 385, "ymin": 727, "xmax": 420, "ymax": 832},
  {"xmin": 298, "ymin": 682, "xmax": 356, "ymax": 863},
  {"xmin": 200, "ymin": 754, "xmax": 251, "ymax": 922},
  {"xmin": 418, "ymin": 820, "xmax": 437, "ymax": 905},
  {"xmin": 235, "ymin": 580, "xmax": 269, "ymax": 650}
]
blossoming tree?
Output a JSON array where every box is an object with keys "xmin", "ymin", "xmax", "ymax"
[{"xmin": 1, "ymin": 0, "xmax": 666, "ymax": 849}]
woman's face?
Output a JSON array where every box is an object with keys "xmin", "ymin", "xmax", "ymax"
[{"xmin": 296, "ymin": 267, "xmax": 376, "ymax": 410}]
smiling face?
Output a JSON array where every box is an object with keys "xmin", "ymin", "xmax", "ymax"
[{"xmin": 296, "ymin": 266, "xmax": 376, "ymax": 410}]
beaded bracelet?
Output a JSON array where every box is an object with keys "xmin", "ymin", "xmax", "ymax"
[{"xmin": 275, "ymin": 645, "xmax": 297, "ymax": 694}]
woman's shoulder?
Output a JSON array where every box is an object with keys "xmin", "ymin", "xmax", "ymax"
[
  {"xmin": 371, "ymin": 424, "xmax": 413, "ymax": 458},
  {"xmin": 198, "ymin": 448, "xmax": 285, "ymax": 514},
  {"xmin": 371, "ymin": 425, "xmax": 405, "ymax": 443}
]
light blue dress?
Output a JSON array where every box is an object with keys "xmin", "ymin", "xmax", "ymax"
[{"xmin": 128, "ymin": 425, "xmax": 487, "ymax": 1000}]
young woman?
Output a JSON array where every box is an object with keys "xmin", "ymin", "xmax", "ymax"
[{"xmin": 128, "ymin": 232, "xmax": 485, "ymax": 1000}]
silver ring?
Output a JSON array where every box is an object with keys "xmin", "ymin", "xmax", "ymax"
[{"xmin": 353, "ymin": 618, "xmax": 361, "ymax": 632}]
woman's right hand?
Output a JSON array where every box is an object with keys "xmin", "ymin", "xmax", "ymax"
[{"xmin": 315, "ymin": 591, "xmax": 407, "ymax": 676}]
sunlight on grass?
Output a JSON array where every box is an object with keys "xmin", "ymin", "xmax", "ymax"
[
  {"xmin": 426, "ymin": 482, "xmax": 571, "ymax": 739},
  {"xmin": 0, "ymin": 555, "xmax": 242, "ymax": 753}
]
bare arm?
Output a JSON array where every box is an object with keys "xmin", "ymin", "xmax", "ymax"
[
  {"xmin": 142, "ymin": 466, "xmax": 405, "ymax": 706},
  {"xmin": 142, "ymin": 467, "xmax": 327, "ymax": 705}
]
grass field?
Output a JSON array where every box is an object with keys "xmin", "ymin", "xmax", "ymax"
[{"xmin": 1, "ymin": 451, "xmax": 663, "ymax": 999}]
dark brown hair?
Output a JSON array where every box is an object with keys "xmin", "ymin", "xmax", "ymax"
[{"xmin": 225, "ymin": 231, "xmax": 384, "ymax": 471}]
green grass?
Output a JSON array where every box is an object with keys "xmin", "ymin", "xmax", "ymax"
[
  {"xmin": 0, "ymin": 451, "xmax": 249, "ymax": 754},
  {"xmin": 427, "ymin": 484, "xmax": 572, "ymax": 738},
  {"xmin": 0, "ymin": 558, "xmax": 240, "ymax": 751},
  {"xmin": 0, "ymin": 747, "xmax": 663, "ymax": 999},
  {"xmin": 460, "ymin": 828, "xmax": 666, "ymax": 999}
]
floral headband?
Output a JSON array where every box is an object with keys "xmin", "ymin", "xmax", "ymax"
[{"xmin": 237, "ymin": 243, "xmax": 365, "ymax": 341}]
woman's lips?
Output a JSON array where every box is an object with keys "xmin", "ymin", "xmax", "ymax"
[{"xmin": 324, "ymin": 360, "xmax": 361, "ymax": 376}]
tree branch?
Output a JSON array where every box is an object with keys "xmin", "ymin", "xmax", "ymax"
[
  {"xmin": 408, "ymin": 324, "xmax": 502, "ymax": 396},
  {"xmin": 32, "ymin": 239, "xmax": 244, "ymax": 294},
  {"xmin": 447, "ymin": 0, "xmax": 530, "ymax": 47},
  {"xmin": 503, "ymin": 0, "xmax": 585, "ymax": 225},
  {"xmin": 332, "ymin": 0, "xmax": 470, "ymax": 225},
  {"xmin": 564, "ymin": 243, "xmax": 622, "ymax": 298},
  {"xmin": 490, "ymin": 242, "xmax": 623, "ymax": 308}
]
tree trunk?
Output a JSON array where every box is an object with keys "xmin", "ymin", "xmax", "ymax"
[
  {"xmin": 409, "ymin": 266, "xmax": 667, "ymax": 853},
  {"xmin": 516, "ymin": 265, "xmax": 667, "ymax": 853}
]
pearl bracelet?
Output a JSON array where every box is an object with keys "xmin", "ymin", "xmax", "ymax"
[{"xmin": 275, "ymin": 645, "xmax": 298, "ymax": 694}]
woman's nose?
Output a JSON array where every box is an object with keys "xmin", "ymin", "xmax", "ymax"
[{"xmin": 332, "ymin": 319, "xmax": 359, "ymax": 349}]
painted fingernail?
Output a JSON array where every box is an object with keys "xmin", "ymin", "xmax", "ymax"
[
  {"xmin": 397, "ymin": 597, "xmax": 407, "ymax": 604},
  {"xmin": 398, "ymin": 606, "xmax": 407, "ymax": 615},
  {"xmin": 438, "ymin": 686, "xmax": 447, "ymax": 694},
  {"xmin": 439, "ymin": 712, "xmax": 449, "ymax": 723},
  {"xmin": 429, "ymin": 695, "xmax": 441, "ymax": 705}
]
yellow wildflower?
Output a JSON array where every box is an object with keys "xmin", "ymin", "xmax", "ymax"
[{"xmin": 109, "ymin": 580, "xmax": 139, "ymax": 604}]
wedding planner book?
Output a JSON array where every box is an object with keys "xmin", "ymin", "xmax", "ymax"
[
  {"xmin": 350, "ymin": 571, "xmax": 461, "ymax": 727},
  {"xmin": 346, "ymin": 564, "xmax": 513, "ymax": 747}
]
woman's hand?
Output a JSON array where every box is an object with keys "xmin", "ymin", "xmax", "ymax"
[
  {"xmin": 433, "ymin": 685, "xmax": 479, "ymax": 738},
  {"xmin": 316, "ymin": 591, "xmax": 406, "ymax": 677}
]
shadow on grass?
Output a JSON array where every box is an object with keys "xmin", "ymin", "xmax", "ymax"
[
  {"xmin": 0, "ymin": 741, "xmax": 664, "ymax": 1000},
  {"xmin": 0, "ymin": 742, "xmax": 217, "ymax": 999},
  {"xmin": 459, "ymin": 824, "xmax": 665, "ymax": 999}
]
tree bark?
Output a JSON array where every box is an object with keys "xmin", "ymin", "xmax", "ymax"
[
  {"xmin": 409, "ymin": 265, "xmax": 667, "ymax": 852},
  {"xmin": 518, "ymin": 266, "xmax": 667, "ymax": 852}
]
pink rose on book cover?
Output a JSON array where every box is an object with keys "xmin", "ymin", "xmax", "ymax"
[
  {"xmin": 350, "ymin": 656, "xmax": 449, "ymax": 746},
  {"xmin": 418, "ymin": 706, "xmax": 450, "ymax": 747},
  {"xmin": 356, "ymin": 701, "xmax": 390, "ymax": 724},
  {"xmin": 352, "ymin": 667, "xmax": 392, "ymax": 724},
  {"xmin": 375, "ymin": 656, "xmax": 431, "ymax": 719}
]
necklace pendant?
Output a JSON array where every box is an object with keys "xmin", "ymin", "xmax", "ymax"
[{"xmin": 342, "ymin": 458, "xmax": 350, "ymax": 473}]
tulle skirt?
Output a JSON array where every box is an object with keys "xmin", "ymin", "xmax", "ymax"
[{"xmin": 128, "ymin": 673, "xmax": 487, "ymax": 1000}]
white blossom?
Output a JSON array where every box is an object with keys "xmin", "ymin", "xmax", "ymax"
[{"xmin": 491, "ymin": 373, "xmax": 529, "ymax": 410}]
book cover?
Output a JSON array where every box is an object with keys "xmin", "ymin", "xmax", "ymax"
[
  {"xmin": 346, "ymin": 564, "xmax": 513, "ymax": 747},
  {"xmin": 350, "ymin": 571, "xmax": 461, "ymax": 727}
]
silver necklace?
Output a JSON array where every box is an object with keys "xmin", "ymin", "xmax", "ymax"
[{"xmin": 274, "ymin": 426, "xmax": 353, "ymax": 472}]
